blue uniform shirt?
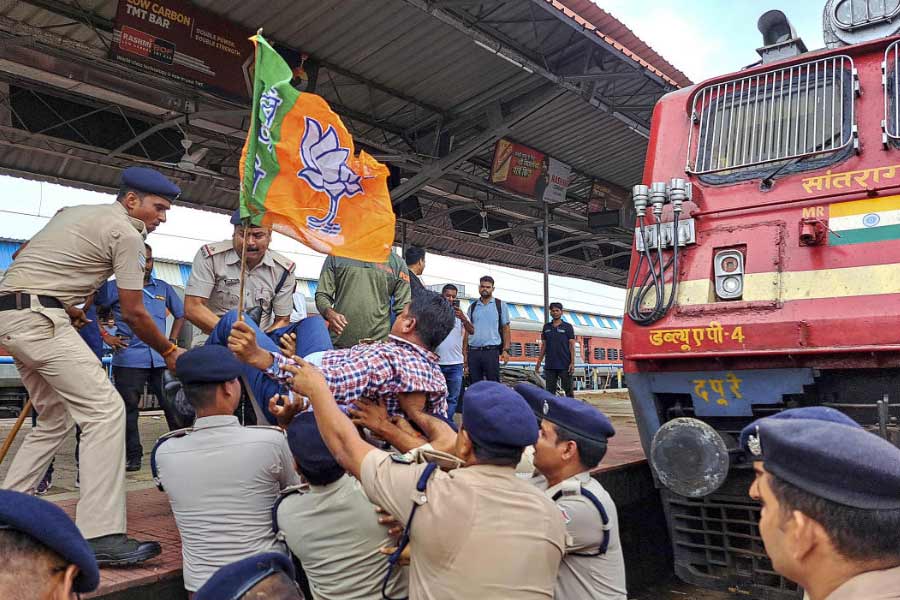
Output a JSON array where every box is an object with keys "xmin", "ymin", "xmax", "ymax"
[
  {"xmin": 78, "ymin": 282, "xmax": 111, "ymax": 361},
  {"xmin": 105, "ymin": 277, "xmax": 184, "ymax": 368},
  {"xmin": 541, "ymin": 321, "xmax": 575, "ymax": 370},
  {"xmin": 467, "ymin": 298, "xmax": 510, "ymax": 347}
]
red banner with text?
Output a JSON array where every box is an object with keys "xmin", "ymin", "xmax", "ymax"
[{"xmin": 111, "ymin": 0, "xmax": 254, "ymax": 102}]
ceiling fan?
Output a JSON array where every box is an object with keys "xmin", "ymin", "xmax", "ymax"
[
  {"xmin": 476, "ymin": 205, "xmax": 516, "ymax": 239},
  {"xmin": 159, "ymin": 136, "xmax": 219, "ymax": 176}
]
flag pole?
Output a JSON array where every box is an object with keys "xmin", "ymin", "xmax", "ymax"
[
  {"xmin": 236, "ymin": 28, "xmax": 265, "ymax": 324},
  {"xmin": 236, "ymin": 223, "xmax": 251, "ymax": 322}
]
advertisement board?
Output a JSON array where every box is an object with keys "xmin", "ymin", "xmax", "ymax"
[
  {"xmin": 111, "ymin": 0, "xmax": 254, "ymax": 101},
  {"xmin": 489, "ymin": 138, "xmax": 571, "ymax": 203}
]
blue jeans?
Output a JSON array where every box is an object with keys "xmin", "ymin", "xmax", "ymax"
[
  {"xmin": 208, "ymin": 310, "xmax": 333, "ymax": 424},
  {"xmin": 439, "ymin": 363, "xmax": 463, "ymax": 417}
]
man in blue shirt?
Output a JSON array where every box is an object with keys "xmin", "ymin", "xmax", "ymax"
[
  {"xmin": 102, "ymin": 244, "xmax": 185, "ymax": 471},
  {"xmin": 465, "ymin": 275, "xmax": 510, "ymax": 383},
  {"xmin": 535, "ymin": 302, "xmax": 576, "ymax": 397}
]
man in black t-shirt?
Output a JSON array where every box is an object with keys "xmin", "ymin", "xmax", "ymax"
[{"xmin": 535, "ymin": 302, "xmax": 575, "ymax": 397}]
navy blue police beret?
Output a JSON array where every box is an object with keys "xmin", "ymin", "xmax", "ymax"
[
  {"xmin": 462, "ymin": 381, "xmax": 538, "ymax": 450},
  {"xmin": 194, "ymin": 552, "xmax": 295, "ymax": 600},
  {"xmin": 287, "ymin": 412, "xmax": 341, "ymax": 474},
  {"xmin": 121, "ymin": 166, "xmax": 180, "ymax": 200},
  {"xmin": 739, "ymin": 406, "xmax": 859, "ymax": 452},
  {"xmin": 175, "ymin": 345, "xmax": 244, "ymax": 385},
  {"xmin": 514, "ymin": 383, "xmax": 615, "ymax": 444},
  {"xmin": 740, "ymin": 407, "xmax": 900, "ymax": 509},
  {"xmin": 0, "ymin": 490, "xmax": 99, "ymax": 593}
]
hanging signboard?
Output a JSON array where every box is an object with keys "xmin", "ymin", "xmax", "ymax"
[
  {"xmin": 489, "ymin": 138, "xmax": 571, "ymax": 203},
  {"xmin": 111, "ymin": 0, "xmax": 254, "ymax": 102}
]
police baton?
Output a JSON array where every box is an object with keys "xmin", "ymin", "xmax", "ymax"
[{"xmin": 0, "ymin": 398, "xmax": 31, "ymax": 465}]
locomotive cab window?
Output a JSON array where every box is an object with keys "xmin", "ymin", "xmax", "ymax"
[
  {"xmin": 687, "ymin": 56, "xmax": 857, "ymax": 184},
  {"xmin": 509, "ymin": 342, "xmax": 523, "ymax": 357},
  {"xmin": 883, "ymin": 39, "xmax": 900, "ymax": 145}
]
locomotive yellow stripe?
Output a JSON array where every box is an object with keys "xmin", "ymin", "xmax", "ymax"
[{"xmin": 636, "ymin": 263, "xmax": 900, "ymax": 307}]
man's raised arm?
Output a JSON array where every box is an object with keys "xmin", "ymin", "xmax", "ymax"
[{"xmin": 284, "ymin": 357, "xmax": 376, "ymax": 479}]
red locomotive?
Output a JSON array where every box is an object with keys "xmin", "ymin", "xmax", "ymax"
[{"xmin": 622, "ymin": 3, "xmax": 900, "ymax": 598}]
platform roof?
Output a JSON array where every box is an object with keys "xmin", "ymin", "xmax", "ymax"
[{"xmin": 0, "ymin": 0, "xmax": 689, "ymax": 285}]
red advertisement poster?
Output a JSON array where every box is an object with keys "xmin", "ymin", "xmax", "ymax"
[
  {"xmin": 489, "ymin": 138, "xmax": 571, "ymax": 203},
  {"xmin": 490, "ymin": 138, "xmax": 545, "ymax": 197},
  {"xmin": 110, "ymin": 0, "xmax": 254, "ymax": 102}
]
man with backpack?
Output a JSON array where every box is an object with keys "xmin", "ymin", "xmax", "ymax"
[{"xmin": 465, "ymin": 275, "xmax": 510, "ymax": 383}]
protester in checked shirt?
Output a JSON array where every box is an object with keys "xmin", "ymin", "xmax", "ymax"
[{"xmin": 222, "ymin": 288, "xmax": 457, "ymax": 422}]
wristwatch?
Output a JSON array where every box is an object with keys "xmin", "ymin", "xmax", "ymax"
[
  {"xmin": 168, "ymin": 338, "xmax": 178, "ymax": 345},
  {"xmin": 502, "ymin": 348, "xmax": 511, "ymax": 353}
]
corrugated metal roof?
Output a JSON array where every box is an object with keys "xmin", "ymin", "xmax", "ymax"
[
  {"xmin": 0, "ymin": 0, "xmax": 681, "ymax": 286},
  {"xmin": 152, "ymin": 262, "xmax": 186, "ymax": 288},
  {"xmin": 0, "ymin": 240, "xmax": 23, "ymax": 270},
  {"xmin": 552, "ymin": 0, "xmax": 692, "ymax": 88}
]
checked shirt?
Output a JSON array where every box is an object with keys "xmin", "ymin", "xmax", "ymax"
[{"xmin": 264, "ymin": 335, "xmax": 448, "ymax": 417}]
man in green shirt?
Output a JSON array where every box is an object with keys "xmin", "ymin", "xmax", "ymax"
[{"xmin": 315, "ymin": 253, "xmax": 412, "ymax": 348}]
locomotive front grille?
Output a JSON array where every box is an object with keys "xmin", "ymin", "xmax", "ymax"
[
  {"xmin": 663, "ymin": 487, "xmax": 802, "ymax": 600},
  {"xmin": 687, "ymin": 55, "xmax": 856, "ymax": 175}
]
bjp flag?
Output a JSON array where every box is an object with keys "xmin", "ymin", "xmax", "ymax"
[{"xmin": 238, "ymin": 34, "xmax": 395, "ymax": 262}]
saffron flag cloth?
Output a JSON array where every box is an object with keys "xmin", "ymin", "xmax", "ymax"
[{"xmin": 239, "ymin": 34, "xmax": 395, "ymax": 262}]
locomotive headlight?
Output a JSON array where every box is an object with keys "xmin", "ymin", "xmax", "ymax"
[
  {"xmin": 721, "ymin": 276, "xmax": 741, "ymax": 294},
  {"xmin": 720, "ymin": 256, "xmax": 740, "ymax": 273},
  {"xmin": 714, "ymin": 249, "xmax": 744, "ymax": 300}
]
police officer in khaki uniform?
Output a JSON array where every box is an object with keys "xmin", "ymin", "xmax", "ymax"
[
  {"xmin": 0, "ymin": 167, "xmax": 184, "ymax": 565},
  {"xmin": 184, "ymin": 210, "xmax": 295, "ymax": 345},
  {"xmin": 517, "ymin": 383, "xmax": 627, "ymax": 600},
  {"xmin": 740, "ymin": 408, "xmax": 900, "ymax": 600},
  {"xmin": 274, "ymin": 365, "xmax": 566, "ymax": 600}
]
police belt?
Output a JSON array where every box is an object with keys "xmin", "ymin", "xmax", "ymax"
[{"xmin": 0, "ymin": 293, "xmax": 64, "ymax": 311}]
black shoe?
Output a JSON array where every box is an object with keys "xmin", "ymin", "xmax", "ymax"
[
  {"xmin": 87, "ymin": 534, "xmax": 162, "ymax": 566},
  {"xmin": 125, "ymin": 459, "xmax": 141, "ymax": 472},
  {"xmin": 162, "ymin": 371, "xmax": 194, "ymax": 427}
]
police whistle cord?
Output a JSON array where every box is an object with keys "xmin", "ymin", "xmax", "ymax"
[{"xmin": 0, "ymin": 398, "xmax": 32, "ymax": 466}]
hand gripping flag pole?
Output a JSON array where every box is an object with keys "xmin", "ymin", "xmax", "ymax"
[{"xmin": 236, "ymin": 28, "xmax": 266, "ymax": 323}]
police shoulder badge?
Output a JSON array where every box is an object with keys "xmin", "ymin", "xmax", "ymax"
[
  {"xmin": 390, "ymin": 452, "xmax": 415, "ymax": 464},
  {"xmin": 747, "ymin": 426, "xmax": 762, "ymax": 457}
]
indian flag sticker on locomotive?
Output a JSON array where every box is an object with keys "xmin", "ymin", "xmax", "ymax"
[{"xmin": 828, "ymin": 195, "xmax": 900, "ymax": 246}]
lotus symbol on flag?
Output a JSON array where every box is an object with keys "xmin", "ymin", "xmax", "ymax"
[{"xmin": 297, "ymin": 116, "xmax": 363, "ymax": 235}]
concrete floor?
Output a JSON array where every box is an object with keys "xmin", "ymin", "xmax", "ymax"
[{"xmin": 0, "ymin": 411, "xmax": 170, "ymax": 498}]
